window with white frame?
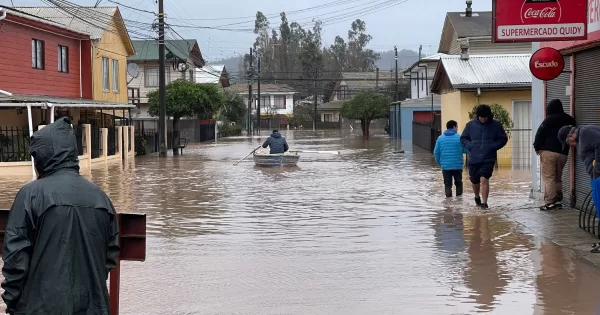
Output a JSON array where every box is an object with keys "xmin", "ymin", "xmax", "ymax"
[
  {"xmin": 258, "ymin": 95, "xmax": 271, "ymax": 109},
  {"xmin": 32, "ymin": 39, "xmax": 44, "ymax": 69},
  {"xmin": 273, "ymin": 95, "xmax": 286, "ymax": 109},
  {"xmin": 58, "ymin": 45, "xmax": 68, "ymax": 73},
  {"xmin": 145, "ymin": 67, "xmax": 170, "ymax": 87},
  {"xmin": 112, "ymin": 59, "xmax": 119, "ymax": 92},
  {"xmin": 323, "ymin": 113, "xmax": 333, "ymax": 122},
  {"xmin": 102, "ymin": 57, "xmax": 109, "ymax": 91}
]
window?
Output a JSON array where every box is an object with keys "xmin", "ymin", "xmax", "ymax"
[
  {"xmin": 58, "ymin": 45, "xmax": 68, "ymax": 73},
  {"xmin": 102, "ymin": 57, "xmax": 109, "ymax": 91},
  {"xmin": 273, "ymin": 95, "xmax": 286, "ymax": 109},
  {"xmin": 336, "ymin": 86, "xmax": 351, "ymax": 100},
  {"xmin": 189, "ymin": 69, "xmax": 193, "ymax": 82},
  {"xmin": 257, "ymin": 95, "xmax": 270, "ymax": 109},
  {"xmin": 32, "ymin": 39, "xmax": 44, "ymax": 69},
  {"xmin": 112, "ymin": 59, "xmax": 119, "ymax": 92},
  {"xmin": 144, "ymin": 67, "xmax": 170, "ymax": 87},
  {"xmin": 323, "ymin": 113, "xmax": 333, "ymax": 122}
]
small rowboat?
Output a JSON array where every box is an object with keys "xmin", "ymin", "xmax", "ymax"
[{"xmin": 253, "ymin": 151, "xmax": 300, "ymax": 167}]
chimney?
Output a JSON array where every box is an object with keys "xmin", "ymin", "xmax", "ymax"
[
  {"xmin": 465, "ymin": 0, "xmax": 472, "ymax": 17},
  {"xmin": 459, "ymin": 39, "xmax": 469, "ymax": 60}
]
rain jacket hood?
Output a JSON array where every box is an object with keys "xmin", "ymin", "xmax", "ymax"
[
  {"xmin": 1, "ymin": 117, "xmax": 119, "ymax": 315},
  {"xmin": 30, "ymin": 117, "xmax": 80, "ymax": 178},
  {"xmin": 271, "ymin": 132, "xmax": 282, "ymax": 138},
  {"xmin": 533, "ymin": 99, "xmax": 576, "ymax": 155}
]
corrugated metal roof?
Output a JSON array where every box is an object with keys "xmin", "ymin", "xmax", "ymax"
[
  {"xmin": 440, "ymin": 54, "xmax": 532, "ymax": 88},
  {"xmin": 403, "ymin": 53, "xmax": 446, "ymax": 74},
  {"xmin": 340, "ymin": 71, "xmax": 396, "ymax": 91},
  {"xmin": 195, "ymin": 65, "xmax": 224, "ymax": 84},
  {"xmin": 129, "ymin": 40, "xmax": 202, "ymax": 66},
  {"xmin": 400, "ymin": 94, "xmax": 442, "ymax": 108},
  {"xmin": 226, "ymin": 83, "xmax": 296, "ymax": 94},
  {"xmin": 13, "ymin": 6, "xmax": 118, "ymax": 39}
]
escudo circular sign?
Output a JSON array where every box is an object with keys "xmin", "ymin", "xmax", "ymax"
[{"xmin": 529, "ymin": 47, "xmax": 564, "ymax": 81}]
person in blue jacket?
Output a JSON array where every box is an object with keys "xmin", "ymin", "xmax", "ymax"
[
  {"xmin": 434, "ymin": 120, "xmax": 468, "ymax": 198},
  {"xmin": 460, "ymin": 104, "xmax": 508, "ymax": 209}
]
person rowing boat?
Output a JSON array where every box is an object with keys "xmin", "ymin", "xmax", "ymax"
[{"xmin": 262, "ymin": 129, "xmax": 289, "ymax": 154}]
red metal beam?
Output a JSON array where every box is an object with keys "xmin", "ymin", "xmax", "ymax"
[{"xmin": 0, "ymin": 209, "xmax": 146, "ymax": 315}]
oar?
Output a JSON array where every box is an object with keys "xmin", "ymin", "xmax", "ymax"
[
  {"xmin": 294, "ymin": 150, "xmax": 340, "ymax": 155},
  {"xmin": 234, "ymin": 146, "xmax": 261, "ymax": 165}
]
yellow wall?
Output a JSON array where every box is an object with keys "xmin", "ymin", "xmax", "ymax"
[
  {"xmin": 92, "ymin": 14, "xmax": 130, "ymax": 105},
  {"xmin": 441, "ymin": 89, "xmax": 532, "ymax": 166}
]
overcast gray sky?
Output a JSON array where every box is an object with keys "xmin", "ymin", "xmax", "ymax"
[{"xmin": 2, "ymin": 0, "xmax": 493, "ymax": 61}]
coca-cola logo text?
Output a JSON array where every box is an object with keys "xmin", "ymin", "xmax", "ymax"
[
  {"xmin": 534, "ymin": 60, "xmax": 559, "ymax": 68},
  {"xmin": 524, "ymin": 7, "xmax": 557, "ymax": 19}
]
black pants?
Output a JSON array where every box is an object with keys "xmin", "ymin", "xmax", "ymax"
[{"xmin": 443, "ymin": 170, "xmax": 463, "ymax": 197}]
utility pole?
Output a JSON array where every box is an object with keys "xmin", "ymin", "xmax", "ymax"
[
  {"xmin": 418, "ymin": 44, "xmax": 422, "ymax": 60},
  {"xmin": 313, "ymin": 68, "xmax": 318, "ymax": 131},
  {"xmin": 247, "ymin": 48, "xmax": 253, "ymax": 135},
  {"xmin": 257, "ymin": 57, "xmax": 261, "ymax": 135},
  {"xmin": 376, "ymin": 67, "xmax": 380, "ymax": 92},
  {"xmin": 394, "ymin": 45, "xmax": 399, "ymax": 102},
  {"xmin": 158, "ymin": 0, "xmax": 167, "ymax": 157}
]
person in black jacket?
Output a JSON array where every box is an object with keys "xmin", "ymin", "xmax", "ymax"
[
  {"xmin": 460, "ymin": 104, "xmax": 508, "ymax": 209},
  {"xmin": 533, "ymin": 99, "xmax": 576, "ymax": 211},
  {"xmin": 1, "ymin": 117, "xmax": 119, "ymax": 315}
]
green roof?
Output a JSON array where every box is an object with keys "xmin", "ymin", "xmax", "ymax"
[{"xmin": 128, "ymin": 40, "xmax": 204, "ymax": 67}]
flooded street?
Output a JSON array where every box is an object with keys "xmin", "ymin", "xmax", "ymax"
[{"xmin": 2, "ymin": 130, "xmax": 600, "ymax": 314}]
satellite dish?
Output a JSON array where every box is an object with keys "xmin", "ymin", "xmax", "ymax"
[
  {"xmin": 127, "ymin": 63, "xmax": 140, "ymax": 78},
  {"xmin": 177, "ymin": 62, "xmax": 189, "ymax": 72}
]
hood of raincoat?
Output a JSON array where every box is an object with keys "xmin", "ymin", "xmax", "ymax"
[
  {"xmin": 30, "ymin": 117, "xmax": 79, "ymax": 178},
  {"xmin": 473, "ymin": 114, "xmax": 495, "ymax": 125},
  {"xmin": 271, "ymin": 132, "xmax": 282, "ymax": 138},
  {"xmin": 547, "ymin": 99, "xmax": 565, "ymax": 116},
  {"xmin": 443, "ymin": 129, "xmax": 457, "ymax": 136}
]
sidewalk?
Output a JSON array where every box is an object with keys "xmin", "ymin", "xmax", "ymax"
[{"xmin": 503, "ymin": 206, "xmax": 600, "ymax": 266}]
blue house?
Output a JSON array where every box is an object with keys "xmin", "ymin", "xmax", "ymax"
[{"xmin": 389, "ymin": 53, "xmax": 443, "ymax": 140}]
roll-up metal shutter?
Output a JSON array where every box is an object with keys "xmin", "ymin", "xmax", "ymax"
[
  {"xmin": 573, "ymin": 48, "xmax": 600, "ymax": 209},
  {"xmin": 546, "ymin": 56, "xmax": 572, "ymax": 206}
]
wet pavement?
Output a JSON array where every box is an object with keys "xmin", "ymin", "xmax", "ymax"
[{"xmin": 1, "ymin": 130, "xmax": 600, "ymax": 314}]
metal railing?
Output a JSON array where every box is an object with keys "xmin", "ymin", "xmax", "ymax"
[{"xmin": 0, "ymin": 127, "xmax": 31, "ymax": 162}]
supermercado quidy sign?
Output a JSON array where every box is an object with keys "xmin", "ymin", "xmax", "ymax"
[
  {"xmin": 529, "ymin": 47, "xmax": 565, "ymax": 81},
  {"xmin": 493, "ymin": 0, "xmax": 588, "ymax": 42}
]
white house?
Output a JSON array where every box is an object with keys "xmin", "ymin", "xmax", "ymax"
[
  {"xmin": 195, "ymin": 64, "xmax": 230, "ymax": 87},
  {"xmin": 226, "ymin": 83, "xmax": 296, "ymax": 117}
]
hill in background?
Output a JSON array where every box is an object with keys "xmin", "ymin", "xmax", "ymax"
[{"xmin": 209, "ymin": 49, "xmax": 422, "ymax": 76}]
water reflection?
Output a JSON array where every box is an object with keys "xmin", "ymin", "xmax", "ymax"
[{"xmin": 1, "ymin": 131, "xmax": 600, "ymax": 314}]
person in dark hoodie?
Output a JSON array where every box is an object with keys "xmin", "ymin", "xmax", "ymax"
[
  {"xmin": 1, "ymin": 117, "xmax": 119, "ymax": 315},
  {"xmin": 533, "ymin": 99, "xmax": 576, "ymax": 211},
  {"xmin": 262, "ymin": 129, "xmax": 289, "ymax": 154},
  {"xmin": 460, "ymin": 104, "xmax": 508, "ymax": 209},
  {"xmin": 558, "ymin": 124, "xmax": 600, "ymax": 180}
]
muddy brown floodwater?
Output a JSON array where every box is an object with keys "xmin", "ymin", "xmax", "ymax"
[{"xmin": 2, "ymin": 130, "xmax": 600, "ymax": 314}]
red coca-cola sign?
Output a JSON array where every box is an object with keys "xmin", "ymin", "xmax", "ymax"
[
  {"xmin": 529, "ymin": 47, "xmax": 564, "ymax": 81},
  {"xmin": 521, "ymin": 0, "xmax": 561, "ymax": 24},
  {"xmin": 493, "ymin": 0, "xmax": 587, "ymax": 42}
]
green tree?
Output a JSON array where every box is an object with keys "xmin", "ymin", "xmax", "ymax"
[
  {"xmin": 221, "ymin": 89, "xmax": 247, "ymax": 124},
  {"xmin": 148, "ymin": 80, "xmax": 224, "ymax": 155},
  {"xmin": 288, "ymin": 103, "xmax": 313, "ymax": 128},
  {"xmin": 468, "ymin": 104, "xmax": 515, "ymax": 138},
  {"xmin": 341, "ymin": 91, "xmax": 390, "ymax": 140}
]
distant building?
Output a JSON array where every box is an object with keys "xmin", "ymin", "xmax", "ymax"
[
  {"xmin": 195, "ymin": 65, "xmax": 230, "ymax": 87},
  {"xmin": 226, "ymin": 83, "xmax": 296, "ymax": 117}
]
